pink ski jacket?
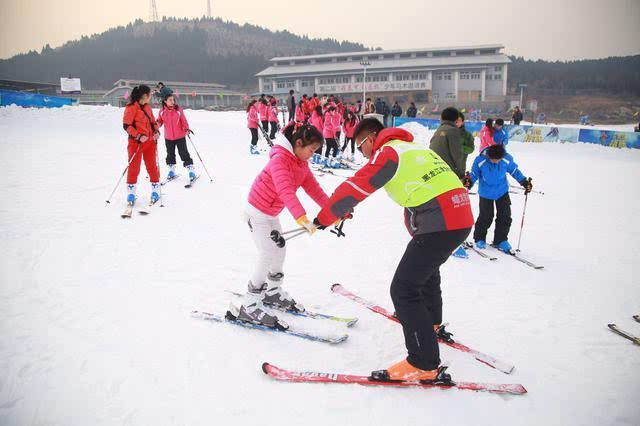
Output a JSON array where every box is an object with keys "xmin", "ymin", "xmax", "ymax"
[
  {"xmin": 157, "ymin": 106, "xmax": 189, "ymax": 140},
  {"xmin": 247, "ymin": 135, "xmax": 329, "ymax": 219},
  {"xmin": 322, "ymin": 111, "xmax": 339, "ymax": 139},
  {"xmin": 479, "ymin": 125, "xmax": 495, "ymax": 152},
  {"xmin": 247, "ymin": 105, "xmax": 259, "ymax": 129}
]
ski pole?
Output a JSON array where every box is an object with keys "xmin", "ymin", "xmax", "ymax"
[
  {"xmin": 270, "ymin": 228, "xmax": 304, "ymax": 241},
  {"xmin": 516, "ymin": 183, "xmax": 530, "ymax": 252},
  {"xmin": 187, "ymin": 133, "xmax": 214, "ymax": 182},
  {"xmin": 105, "ymin": 144, "xmax": 141, "ymax": 206},
  {"xmin": 510, "ymin": 184, "xmax": 544, "ymax": 195},
  {"xmin": 154, "ymin": 139, "xmax": 164, "ymax": 207},
  {"xmin": 271, "ymin": 229, "xmax": 307, "ymax": 248}
]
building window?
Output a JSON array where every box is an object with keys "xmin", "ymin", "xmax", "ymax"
[
  {"xmin": 471, "ymin": 72, "xmax": 481, "ymax": 80},
  {"xmin": 301, "ymin": 80, "xmax": 313, "ymax": 87},
  {"xmin": 434, "ymin": 72, "xmax": 443, "ymax": 81},
  {"xmin": 493, "ymin": 74, "xmax": 502, "ymax": 80},
  {"xmin": 356, "ymin": 76, "xmax": 363, "ymax": 82},
  {"xmin": 286, "ymin": 80, "xmax": 295, "ymax": 88},
  {"xmin": 486, "ymin": 75, "xmax": 492, "ymax": 80},
  {"xmin": 460, "ymin": 72, "xmax": 470, "ymax": 80},
  {"xmin": 494, "ymin": 66, "xmax": 502, "ymax": 72},
  {"xmin": 443, "ymin": 72, "xmax": 452, "ymax": 80},
  {"xmin": 277, "ymin": 81, "xmax": 285, "ymax": 89}
]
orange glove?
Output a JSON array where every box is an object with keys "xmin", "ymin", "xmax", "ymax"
[{"xmin": 296, "ymin": 215, "xmax": 316, "ymax": 235}]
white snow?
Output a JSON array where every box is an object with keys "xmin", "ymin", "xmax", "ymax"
[{"xmin": 0, "ymin": 105, "xmax": 639, "ymax": 426}]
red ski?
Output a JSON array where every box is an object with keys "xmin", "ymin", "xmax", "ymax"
[
  {"xmin": 331, "ymin": 284, "xmax": 515, "ymax": 374},
  {"xmin": 262, "ymin": 363, "xmax": 527, "ymax": 395}
]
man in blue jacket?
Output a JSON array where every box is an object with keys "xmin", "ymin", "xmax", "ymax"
[{"xmin": 463, "ymin": 145, "xmax": 532, "ymax": 252}]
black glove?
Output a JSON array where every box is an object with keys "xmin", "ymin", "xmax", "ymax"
[
  {"xmin": 313, "ymin": 217, "xmax": 327, "ymax": 230},
  {"xmin": 462, "ymin": 172, "xmax": 471, "ymax": 189},
  {"xmin": 520, "ymin": 177, "xmax": 533, "ymax": 194}
]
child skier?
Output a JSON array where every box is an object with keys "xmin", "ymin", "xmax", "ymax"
[
  {"xmin": 258, "ymin": 98, "xmax": 269, "ymax": 137},
  {"xmin": 322, "ymin": 105, "xmax": 340, "ymax": 168},
  {"xmin": 464, "ymin": 144, "xmax": 532, "ymax": 252},
  {"xmin": 247, "ymin": 100, "xmax": 259, "ymax": 154},
  {"xmin": 309, "ymin": 105, "xmax": 325, "ymax": 163},
  {"xmin": 229, "ymin": 123, "xmax": 330, "ymax": 329},
  {"xmin": 122, "ymin": 85, "xmax": 161, "ymax": 205},
  {"xmin": 156, "ymin": 94, "xmax": 196, "ymax": 182},
  {"xmin": 340, "ymin": 111, "xmax": 358, "ymax": 161},
  {"xmin": 478, "ymin": 118, "xmax": 495, "ymax": 152},
  {"xmin": 268, "ymin": 97, "xmax": 279, "ymax": 139},
  {"xmin": 492, "ymin": 118, "xmax": 509, "ymax": 146}
]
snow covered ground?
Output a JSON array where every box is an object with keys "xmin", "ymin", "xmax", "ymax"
[{"xmin": 0, "ymin": 105, "xmax": 639, "ymax": 426}]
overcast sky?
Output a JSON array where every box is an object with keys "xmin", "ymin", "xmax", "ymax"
[{"xmin": 1, "ymin": 0, "xmax": 639, "ymax": 60}]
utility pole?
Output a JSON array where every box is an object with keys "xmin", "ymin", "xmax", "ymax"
[
  {"xmin": 149, "ymin": 0, "xmax": 159, "ymax": 22},
  {"xmin": 207, "ymin": 0, "xmax": 212, "ymax": 17},
  {"xmin": 518, "ymin": 83, "xmax": 527, "ymax": 109},
  {"xmin": 360, "ymin": 61, "xmax": 371, "ymax": 110}
]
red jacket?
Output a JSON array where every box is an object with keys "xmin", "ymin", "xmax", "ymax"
[
  {"xmin": 268, "ymin": 102, "xmax": 278, "ymax": 122},
  {"xmin": 344, "ymin": 118, "xmax": 358, "ymax": 138},
  {"xmin": 157, "ymin": 106, "xmax": 189, "ymax": 140},
  {"xmin": 248, "ymin": 135, "xmax": 329, "ymax": 219},
  {"xmin": 317, "ymin": 128, "xmax": 474, "ymax": 235},
  {"xmin": 322, "ymin": 111, "xmax": 340, "ymax": 139},
  {"xmin": 258, "ymin": 102, "xmax": 268, "ymax": 121},
  {"xmin": 309, "ymin": 110, "xmax": 324, "ymax": 134},
  {"xmin": 295, "ymin": 105, "xmax": 306, "ymax": 122},
  {"xmin": 123, "ymin": 102, "xmax": 157, "ymax": 142}
]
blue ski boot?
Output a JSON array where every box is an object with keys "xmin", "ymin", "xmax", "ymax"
[
  {"xmin": 475, "ymin": 240, "xmax": 487, "ymax": 249},
  {"xmin": 150, "ymin": 183, "xmax": 160, "ymax": 204},
  {"xmin": 188, "ymin": 165, "xmax": 196, "ymax": 181},
  {"xmin": 497, "ymin": 240, "xmax": 513, "ymax": 253},
  {"xmin": 452, "ymin": 245, "xmax": 468, "ymax": 258},
  {"xmin": 167, "ymin": 165, "xmax": 176, "ymax": 180},
  {"xmin": 250, "ymin": 145, "xmax": 259, "ymax": 155},
  {"xmin": 126, "ymin": 184, "xmax": 136, "ymax": 205}
]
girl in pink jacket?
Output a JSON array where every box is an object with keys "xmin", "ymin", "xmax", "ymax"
[
  {"xmin": 321, "ymin": 106, "xmax": 341, "ymax": 167},
  {"xmin": 247, "ymin": 100, "xmax": 260, "ymax": 155},
  {"xmin": 340, "ymin": 110, "xmax": 358, "ymax": 161},
  {"xmin": 229, "ymin": 123, "xmax": 329, "ymax": 329},
  {"xmin": 258, "ymin": 98, "xmax": 269, "ymax": 134},
  {"xmin": 156, "ymin": 94, "xmax": 196, "ymax": 181},
  {"xmin": 478, "ymin": 118, "xmax": 495, "ymax": 153},
  {"xmin": 268, "ymin": 98, "xmax": 279, "ymax": 139},
  {"xmin": 295, "ymin": 100, "xmax": 306, "ymax": 124}
]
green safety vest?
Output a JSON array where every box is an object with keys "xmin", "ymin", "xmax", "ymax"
[{"xmin": 381, "ymin": 140, "xmax": 463, "ymax": 207}]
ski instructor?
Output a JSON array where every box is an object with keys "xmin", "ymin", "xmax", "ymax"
[{"xmin": 314, "ymin": 118, "xmax": 474, "ymax": 384}]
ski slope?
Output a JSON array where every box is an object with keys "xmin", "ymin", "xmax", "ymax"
[{"xmin": 0, "ymin": 105, "xmax": 638, "ymax": 426}]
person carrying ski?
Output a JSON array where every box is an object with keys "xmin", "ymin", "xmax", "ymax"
[
  {"xmin": 229, "ymin": 123, "xmax": 330, "ymax": 329},
  {"xmin": 156, "ymin": 93, "xmax": 196, "ymax": 182},
  {"xmin": 463, "ymin": 144, "xmax": 532, "ymax": 252},
  {"xmin": 247, "ymin": 100, "xmax": 260, "ymax": 154},
  {"xmin": 122, "ymin": 85, "xmax": 161, "ymax": 205},
  {"xmin": 315, "ymin": 118, "xmax": 474, "ymax": 384}
]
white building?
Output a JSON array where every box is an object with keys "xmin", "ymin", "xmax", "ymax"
[{"xmin": 256, "ymin": 45, "xmax": 510, "ymax": 105}]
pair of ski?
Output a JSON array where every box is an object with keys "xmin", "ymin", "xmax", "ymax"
[
  {"xmin": 194, "ymin": 284, "xmax": 525, "ymax": 394},
  {"xmin": 608, "ymin": 316, "xmax": 640, "ymax": 345},
  {"xmin": 464, "ymin": 241, "xmax": 543, "ymax": 270},
  {"xmin": 162, "ymin": 174, "xmax": 200, "ymax": 188},
  {"xmin": 121, "ymin": 197, "xmax": 161, "ymax": 218}
]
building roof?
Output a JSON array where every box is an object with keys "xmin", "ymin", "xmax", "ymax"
[
  {"xmin": 113, "ymin": 79, "xmax": 225, "ymax": 89},
  {"xmin": 103, "ymin": 84, "xmax": 245, "ymax": 98},
  {"xmin": 256, "ymin": 54, "xmax": 511, "ymax": 78},
  {"xmin": 270, "ymin": 44, "xmax": 505, "ymax": 62},
  {"xmin": 0, "ymin": 78, "xmax": 60, "ymax": 89}
]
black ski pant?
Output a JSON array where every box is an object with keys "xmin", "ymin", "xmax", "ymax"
[
  {"xmin": 390, "ymin": 227, "xmax": 471, "ymax": 371},
  {"xmin": 165, "ymin": 137, "xmax": 193, "ymax": 167},
  {"xmin": 269, "ymin": 121, "xmax": 278, "ymax": 139},
  {"xmin": 324, "ymin": 138, "xmax": 339, "ymax": 157},
  {"xmin": 261, "ymin": 121, "xmax": 269, "ymax": 137},
  {"xmin": 341, "ymin": 137, "xmax": 355, "ymax": 154},
  {"xmin": 249, "ymin": 128, "xmax": 258, "ymax": 146},
  {"xmin": 473, "ymin": 193, "xmax": 512, "ymax": 244}
]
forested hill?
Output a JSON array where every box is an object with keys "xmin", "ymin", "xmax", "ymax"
[
  {"xmin": 508, "ymin": 55, "xmax": 640, "ymax": 97},
  {"xmin": 0, "ymin": 17, "xmax": 368, "ymax": 89}
]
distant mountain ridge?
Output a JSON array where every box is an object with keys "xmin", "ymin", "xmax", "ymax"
[{"xmin": 0, "ymin": 17, "xmax": 370, "ymax": 89}]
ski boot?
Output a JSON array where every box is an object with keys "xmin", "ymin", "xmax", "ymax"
[
  {"xmin": 434, "ymin": 323, "xmax": 455, "ymax": 343},
  {"xmin": 227, "ymin": 296, "xmax": 288, "ymax": 330},
  {"xmin": 331, "ymin": 158, "xmax": 342, "ymax": 169},
  {"xmin": 370, "ymin": 360, "xmax": 454, "ymax": 386},
  {"xmin": 261, "ymin": 273, "xmax": 305, "ymax": 313},
  {"xmin": 496, "ymin": 240, "xmax": 513, "ymax": 253},
  {"xmin": 150, "ymin": 183, "xmax": 160, "ymax": 204},
  {"xmin": 167, "ymin": 164, "xmax": 176, "ymax": 180},
  {"xmin": 452, "ymin": 245, "xmax": 468, "ymax": 258},
  {"xmin": 126, "ymin": 184, "xmax": 136, "ymax": 205},
  {"xmin": 187, "ymin": 165, "xmax": 197, "ymax": 182},
  {"xmin": 475, "ymin": 240, "xmax": 487, "ymax": 249}
]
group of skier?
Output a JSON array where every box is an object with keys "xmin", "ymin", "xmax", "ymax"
[
  {"xmin": 247, "ymin": 92, "xmax": 363, "ymax": 168},
  {"xmin": 120, "ymin": 85, "xmax": 535, "ymax": 385},
  {"xmin": 121, "ymin": 84, "xmax": 197, "ymax": 205}
]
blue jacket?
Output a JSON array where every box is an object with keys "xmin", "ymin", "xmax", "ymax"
[
  {"xmin": 493, "ymin": 128, "xmax": 509, "ymax": 146},
  {"xmin": 469, "ymin": 151, "xmax": 526, "ymax": 200}
]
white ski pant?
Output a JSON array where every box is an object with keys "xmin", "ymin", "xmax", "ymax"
[{"xmin": 245, "ymin": 204, "xmax": 286, "ymax": 292}]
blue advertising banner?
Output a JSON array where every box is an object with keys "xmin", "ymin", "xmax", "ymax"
[
  {"xmin": 578, "ymin": 129, "xmax": 640, "ymax": 149},
  {"xmin": 0, "ymin": 89, "xmax": 74, "ymax": 108},
  {"xmin": 396, "ymin": 117, "xmax": 639, "ymax": 149}
]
